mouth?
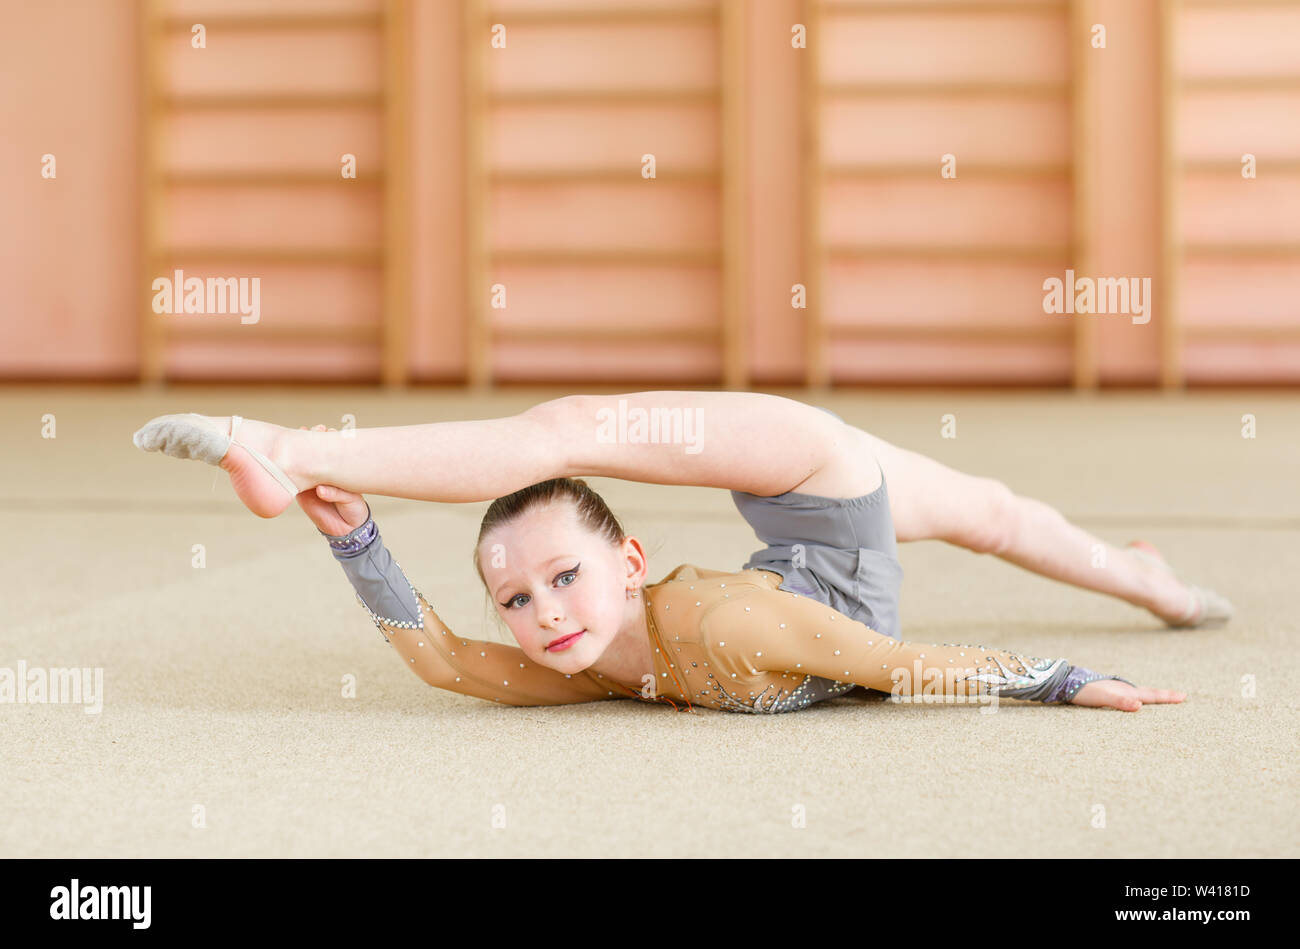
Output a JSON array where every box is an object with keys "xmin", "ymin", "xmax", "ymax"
[{"xmin": 545, "ymin": 630, "xmax": 586, "ymax": 651}]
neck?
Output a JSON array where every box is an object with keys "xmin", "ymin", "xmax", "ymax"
[{"xmin": 585, "ymin": 595, "xmax": 655, "ymax": 695}]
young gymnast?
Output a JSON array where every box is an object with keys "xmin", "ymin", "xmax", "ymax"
[{"xmin": 132, "ymin": 391, "xmax": 1230, "ymax": 713}]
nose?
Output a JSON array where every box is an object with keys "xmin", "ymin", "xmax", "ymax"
[{"xmin": 533, "ymin": 591, "xmax": 564, "ymax": 627}]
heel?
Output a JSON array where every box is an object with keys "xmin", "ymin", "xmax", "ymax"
[{"xmin": 229, "ymin": 415, "xmax": 298, "ymax": 500}]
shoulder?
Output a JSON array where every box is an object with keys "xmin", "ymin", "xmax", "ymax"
[
  {"xmin": 648, "ymin": 563, "xmax": 729, "ymax": 587},
  {"xmin": 649, "ymin": 564, "xmax": 779, "ymax": 591},
  {"xmin": 650, "ymin": 568, "xmax": 786, "ymax": 629},
  {"xmin": 645, "ymin": 567, "xmax": 782, "ymax": 648}
]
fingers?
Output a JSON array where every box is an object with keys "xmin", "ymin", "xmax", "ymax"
[
  {"xmin": 1094, "ymin": 684, "xmax": 1185, "ymax": 712},
  {"xmin": 1136, "ymin": 687, "xmax": 1186, "ymax": 705},
  {"xmin": 315, "ymin": 484, "xmax": 364, "ymax": 503},
  {"xmin": 1070, "ymin": 680, "xmax": 1164, "ymax": 712}
]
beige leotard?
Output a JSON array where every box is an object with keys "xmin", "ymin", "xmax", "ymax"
[{"xmin": 346, "ymin": 540, "xmax": 1094, "ymax": 712}]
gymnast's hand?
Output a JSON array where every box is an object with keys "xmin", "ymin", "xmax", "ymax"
[
  {"xmin": 294, "ymin": 425, "xmax": 370, "ymax": 536},
  {"xmin": 1069, "ymin": 678, "xmax": 1186, "ymax": 712}
]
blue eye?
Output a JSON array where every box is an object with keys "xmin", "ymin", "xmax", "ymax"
[{"xmin": 501, "ymin": 564, "xmax": 580, "ymax": 609}]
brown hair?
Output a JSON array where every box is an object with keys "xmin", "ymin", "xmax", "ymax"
[{"xmin": 472, "ymin": 477, "xmax": 626, "ymax": 586}]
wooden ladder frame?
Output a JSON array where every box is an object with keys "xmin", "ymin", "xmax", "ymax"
[
  {"xmin": 1160, "ymin": 0, "xmax": 1300, "ymax": 389},
  {"xmin": 801, "ymin": 0, "xmax": 1091, "ymax": 390},
  {"xmin": 136, "ymin": 0, "xmax": 410, "ymax": 385},
  {"xmin": 461, "ymin": 0, "xmax": 749, "ymax": 390}
]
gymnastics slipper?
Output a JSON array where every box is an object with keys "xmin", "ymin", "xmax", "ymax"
[
  {"xmin": 132, "ymin": 413, "xmax": 298, "ymax": 501},
  {"xmin": 1125, "ymin": 541, "xmax": 1233, "ymax": 628}
]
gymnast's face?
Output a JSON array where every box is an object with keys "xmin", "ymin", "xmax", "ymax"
[{"xmin": 478, "ymin": 502, "xmax": 647, "ymax": 674}]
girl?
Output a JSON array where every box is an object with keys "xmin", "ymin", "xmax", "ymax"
[{"xmin": 132, "ymin": 391, "xmax": 1228, "ymax": 713}]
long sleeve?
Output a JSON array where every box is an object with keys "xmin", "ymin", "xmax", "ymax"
[
  {"xmin": 323, "ymin": 518, "xmax": 617, "ymax": 707},
  {"xmin": 706, "ymin": 582, "xmax": 1129, "ymax": 705}
]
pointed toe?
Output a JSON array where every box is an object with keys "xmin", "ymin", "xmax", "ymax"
[
  {"xmin": 1201, "ymin": 588, "xmax": 1233, "ymax": 624},
  {"xmin": 130, "ymin": 414, "xmax": 230, "ymax": 465},
  {"xmin": 132, "ymin": 419, "xmax": 163, "ymax": 452}
]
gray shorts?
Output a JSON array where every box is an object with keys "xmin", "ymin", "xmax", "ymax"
[{"xmin": 729, "ymin": 407, "xmax": 904, "ymax": 642}]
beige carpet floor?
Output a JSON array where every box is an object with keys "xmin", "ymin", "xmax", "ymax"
[{"xmin": 1, "ymin": 386, "xmax": 1295, "ymax": 857}]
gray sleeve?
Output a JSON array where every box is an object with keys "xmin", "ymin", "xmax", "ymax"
[
  {"xmin": 322, "ymin": 516, "xmax": 422, "ymax": 629},
  {"xmin": 998, "ymin": 663, "xmax": 1133, "ymax": 707},
  {"xmin": 1044, "ymin": 665, "xmax": 1135, "ymax": 704},
  {"xmin": 977, "ymin": 658, "xmax": 1133, "ymax": 704}
]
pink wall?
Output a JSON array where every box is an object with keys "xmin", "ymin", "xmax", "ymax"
[
  {"xmin": 2, "ymin": 1, "xmax": 140, "ymax": 377},
  {"xmin": 2, "ymin": 0, "xmax": 1296, "ymax": 385}
]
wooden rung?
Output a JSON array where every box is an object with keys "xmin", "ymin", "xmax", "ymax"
[
  {"xmin": 159, "ymin": 12, "xmax": 382, "ymax": 31},
  {"xmin": 490, "ymin": 248, "xmax": 722, "ymax": 266},
  {"xmin": 489, "ymin": 168, "xmax": 720, "ymax": 184},
  {"xmin": 154, "ymin": 246, "xmax": 383, "ymax": 265},
  {"xmin": 820, "ymin": 0, "xmax": 1067, "ymax": 15},
  {"xmin": 1181, "ymin": 0, "xmax": 1300, "ymax": 8},
  {"xmin": 162, "ymin": 170, "xmax": 384, "ymax": 186},
  {"xmin": 1182, "ymin": 243, "xmax": 1300, "ymax": 258},
  {"xmin": 480, "ymin": 6, "xmax": 719, "ymax": 25},
  {"xmin": 828, "ymin": 322, "xmax": 1071, "ymax": 340},
  {"xmin": 822, "ymin": 80, "xmax": 1069, "ymax": 98},
  {"xmin": 161, "ymin": 321, "xmax": 381, "ymax": 342},
  {"xmin": 489, "ymin": 324, "xmax": 721, "ymax": 342},
  {"xmin": 1181, "ymin": 77, "xmax": 1300, "ymax": 93},
  {"xmin": 823, "ymin": 243, "xmax": 1073, "ymax": 261},
  {"xmin": 1182, "ymin": 324, "xmax": 1300, "ymax": 339},
  {"xmin": 823, "ymin": 161, "xmax": 1070, "ymax": 179},
  {"xmin": 489, "ymin": 88, "xmax": 720, "ymax": 106},
  {"xmin": 1182, "ymin": 158, "xmax": 1300, "ymax": 174},
  {"xmin": 156, "ymin": 92, "xmax": 382, "ymax": 110}
]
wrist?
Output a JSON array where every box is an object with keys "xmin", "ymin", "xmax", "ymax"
[
  {"xmin": 1051, "ymin": 665, "xmax": 1134, "ymax": 704},
  {"xmin": 320, "ymin": 502, "xmax": 375, "ymax": 553}
]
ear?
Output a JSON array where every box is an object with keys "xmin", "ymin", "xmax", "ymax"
[{"xmin": 622, "ymin": 535, "xmax": 650, "ymax": 587}]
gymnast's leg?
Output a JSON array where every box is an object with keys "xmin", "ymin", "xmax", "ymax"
[
  {"xmin": 132, "ymin": 408, "xmax": 571, "ymax": 516},
  {"xmin": 853, "ymin": 428, "xmax": 1227, "ymax": 627},
  {"xmin": 133, "ymin": 390, "xmax": 858, "ymax": 512}
]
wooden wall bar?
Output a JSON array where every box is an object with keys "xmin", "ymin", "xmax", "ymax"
[{"xmin": 2, "ymin": 0, "xmax": 1296, "ymax": 386}]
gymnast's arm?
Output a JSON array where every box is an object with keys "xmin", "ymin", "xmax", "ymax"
[
  {"xmin": 710, "ymin": 585, "xmax": 1133, "ymax": 706},
  {"xmin": 320, "ymin": 514, "xmax": 617, "ymax": 708}
]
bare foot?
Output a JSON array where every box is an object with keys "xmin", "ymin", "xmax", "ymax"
[
  {"xmin": 215, "ymin": 417, "xmax": 312, "ymax": 518},
  {"xmin": 1125, "ymin": 541, "xmax": 1231, "ymax": 628},
  {"xmin": 134, "ymin": 413, "xmax": 313, "ymax": 518},
  {"xmin": 1124, "ymin": 541, "xmax": 1195, "ymax": 624}
]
